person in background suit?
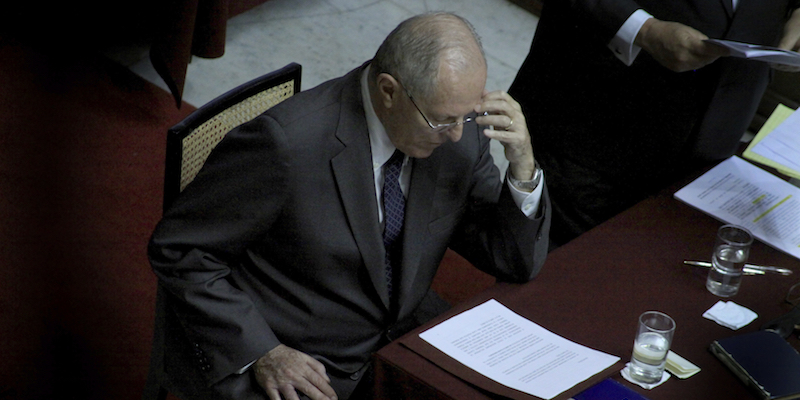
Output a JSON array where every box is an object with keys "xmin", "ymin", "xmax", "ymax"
[
  {"xmin": 148, "ymin": 12, "xmax": 550, "ymax": 400},
  {"xmin": 508, "ymin": 0, "xmax": 800, "ymax": 248}
]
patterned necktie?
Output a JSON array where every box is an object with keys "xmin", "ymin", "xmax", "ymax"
[{"xmin": 382, "ymin": 150, "xmax": 405, "ymax": 300}]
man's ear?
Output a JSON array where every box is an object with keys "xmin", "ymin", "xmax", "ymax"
[{"xmin": 375, "ymin": 73, "xmax": 399, "ymax": 109}]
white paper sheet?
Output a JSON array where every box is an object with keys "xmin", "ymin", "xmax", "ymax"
[
  {"xmin": 705, "ymin": 39, "xmax": 800, "ymax": 67},
  {"xmin": 674, "ymin": 156, "xmax": 800, "ymax": 260},
  {"xmin": 742, "ymin": 104, "xmax": 800, "ymax": 179},
  {"xmin": 419, "ymin": 299, "xmax": 620, "ymax": 400},
  {"xmin": 751, "ymin": 106, "xmax": 800, "ymax": 173}
]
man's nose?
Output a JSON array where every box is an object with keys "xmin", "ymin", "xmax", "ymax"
[{"xmin": 446, "ymin": 124, "xmax": 464, "ymax": 142}]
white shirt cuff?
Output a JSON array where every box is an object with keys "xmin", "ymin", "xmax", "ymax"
[
  {"xmin": 507, "ymin": 171, "xmax": 545, "ymax": 218},
  {"xmin": 608, "ymin": 9, "xmax": 653, "ymax": 66}
]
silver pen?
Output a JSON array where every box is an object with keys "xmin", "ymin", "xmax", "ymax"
[{"xmin": 684, "ymin": 260, "xmax": 793, "ymax": 276}]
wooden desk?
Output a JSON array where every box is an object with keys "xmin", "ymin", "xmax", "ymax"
[{"xmin": 374, "ymin": 185, "xmax": 800, "ymax": 399}]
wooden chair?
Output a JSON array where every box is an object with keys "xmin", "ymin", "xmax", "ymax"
[
  {"xmin": 162, "ymin": 62, "xmax": 302, "ymax": 210},
  {"xmin": 142, "ymin": 62, "xmax": 302, "ymax": 400}
]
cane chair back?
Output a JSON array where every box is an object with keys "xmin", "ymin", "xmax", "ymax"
[{"xmin": 163, "ymin": 62, "xmax": 302, "ymax": 210}]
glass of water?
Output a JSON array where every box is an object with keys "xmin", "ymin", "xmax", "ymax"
[
  {"xmin": 706, "ymin": 224, "xmax": 753, "ymax": 297},
  {"xmin": 629, "ymin": 311, "xmax": 675, "ymax": 384}
]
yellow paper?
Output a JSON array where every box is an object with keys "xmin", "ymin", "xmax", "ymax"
[
  {"xmin": 743, "ymin": 104, "xmax": 800, "ymax": 179},
  {"xmin": 666, "ymin": 350, "xmax": 700, "ymax": 379}
]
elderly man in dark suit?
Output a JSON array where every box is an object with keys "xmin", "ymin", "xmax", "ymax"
[
  {"xmin": 509, "ymin": 0, "xmax": 800, "ymax": 248},
  {"xmin": 148, "ymin": 12, "xmax": 550, "ymax": 400}
]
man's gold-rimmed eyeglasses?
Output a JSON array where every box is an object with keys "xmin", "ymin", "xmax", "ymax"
[
  {"xmin": 405, "ymin": 91, "xmax": 473, "ymax": 133},
  {"xmin": 394, "ymin": 77, "xmax": 473, "ymax": 133}
]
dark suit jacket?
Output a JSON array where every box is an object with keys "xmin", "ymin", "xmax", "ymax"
[
  {"xmin": 509, "ymin": 0, "xmax": 798, "ymax": 244},
  {"xmin": 148, "ymin": 63, "xmax": 551, "ymax": 399}
]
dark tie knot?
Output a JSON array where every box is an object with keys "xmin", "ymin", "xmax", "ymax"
[{"xmin": 385, "ymin": 149, "xmax": 404, "ymax": 171}]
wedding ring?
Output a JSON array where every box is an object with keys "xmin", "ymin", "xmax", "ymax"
[{"xmin": 507, "ymin": 118, "xmax": 514, "ymax": 130}]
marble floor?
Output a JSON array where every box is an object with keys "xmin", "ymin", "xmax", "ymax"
[
  {"xmin": 117, "ymin": 0, "xmax": 538, "ymax": 107},
  {"xmin": 107, "ymin": 0, "xmax": 540, "ymax": 172}
]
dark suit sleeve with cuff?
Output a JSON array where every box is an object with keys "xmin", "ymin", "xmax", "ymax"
[
  {"xmin": 148, "ymin": 116, "xmax": 290, "ymax": 387},
  {"xmin": 446, "ymin": 125, "xmax": 551, "ymax": 284},
  {"xmin": 565, "ymin": 0, "xmax": 641, "ymax": 42}
]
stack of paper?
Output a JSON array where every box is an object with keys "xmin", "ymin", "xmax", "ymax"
[
  {"xmin": 743, "ymin": 104, "xmax": 800, "ymax": 179},
  {"xmin": 417, "ymin": 299, "xmax": 620, "ymax": 400},
  {"xmin": 665, "ymin": 351, "xmax": 701, "ymax": 379},
  {"xmin": 705, "ymin": 39, "xmax": 800, "ymax": 67},
  {"xmin": 674, "ymin": 156, "xmax": 800, "ymax": 260}
]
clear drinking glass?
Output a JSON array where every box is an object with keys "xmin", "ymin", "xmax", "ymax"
[
  {"xmin": 629, "ymin": 311, "xmax": 676, "ymax": 384},
  {"xmin": 706, "ymin": 224, "xmax": 753, "ymax": 297}
]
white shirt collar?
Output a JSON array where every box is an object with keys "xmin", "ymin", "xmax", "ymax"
[{"xmin": 361, "ymin": 65, "xmax": 398, "ymax": 169}]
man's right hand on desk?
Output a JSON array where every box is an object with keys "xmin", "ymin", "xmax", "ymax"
[{"xmin": 253, "ymin": 344, "xmax": 338, "ymax": 400}]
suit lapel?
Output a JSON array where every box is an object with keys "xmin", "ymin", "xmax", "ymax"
[
  {"xmin": 396, "ymin": 152, "xmax": 440, "ymax": 317},
  {"xmin": 330, "ymin": 65, "xmax": 391, "ymax": 310}
]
